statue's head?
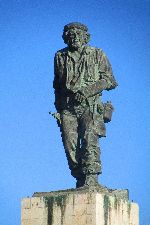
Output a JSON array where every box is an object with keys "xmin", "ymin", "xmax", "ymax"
[{"xmin": 62, "ymin": 22, "xmax": 90, "ymax": 50}]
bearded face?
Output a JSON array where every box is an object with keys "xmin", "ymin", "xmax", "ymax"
[{"xmin": 65, "ymin": 27, "xmax": 87, "ymax": 50}]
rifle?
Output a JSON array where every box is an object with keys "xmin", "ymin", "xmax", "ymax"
[{"xmin": 49, "ymin": 111, "xmax": 61, "ymax": 125}]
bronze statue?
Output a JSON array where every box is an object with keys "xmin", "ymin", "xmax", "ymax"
[{"xmin": 53, "ymin": 22, "xmax": 118, "ymax": 187}]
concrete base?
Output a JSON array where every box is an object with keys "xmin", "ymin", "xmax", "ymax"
[{"xmin": 21, "ymin": 186, "xmax": 139, "ymax": 225}]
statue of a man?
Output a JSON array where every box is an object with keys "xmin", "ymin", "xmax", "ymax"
[{"xmin": 53, "ymin": 22, "xmax": 118, "ymax": 187}]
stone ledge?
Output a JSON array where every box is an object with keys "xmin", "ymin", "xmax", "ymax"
[{"xmin": 33, "ymin": 184, "xmax": 129, "ymax": 201}]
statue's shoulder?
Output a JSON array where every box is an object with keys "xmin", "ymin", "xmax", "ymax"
[
  {"xmin": 55, "ymin": 47, "xmax": 69, "ymax": 58},
  {"xmin": 85, "ymin": 45, "xmax": 103, "ymax": 55}
]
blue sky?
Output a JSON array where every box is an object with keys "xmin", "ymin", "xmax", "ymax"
[{"xmin": 0, "ymin": 0, "xmax": 150, "ymax": 224}]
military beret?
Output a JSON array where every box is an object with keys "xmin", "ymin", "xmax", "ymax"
[{"xmin": 64, "ymin": 22, "xmax": 88, "ymax": 32}]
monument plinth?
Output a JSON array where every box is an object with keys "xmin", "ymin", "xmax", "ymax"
[{"xmin": 21, "ymin": 186, "xmax": 139, "ymax": 225}]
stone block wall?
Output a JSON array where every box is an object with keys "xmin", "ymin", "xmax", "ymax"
[{"xmin": 21, "ymin": 188, "xmax": 139, "ymax": 225}]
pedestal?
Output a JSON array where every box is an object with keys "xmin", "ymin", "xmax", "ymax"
[{"xmin": 21, "ymin": 186, "xmax": 139, "ymax": 225}]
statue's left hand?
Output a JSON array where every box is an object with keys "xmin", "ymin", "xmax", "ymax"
[{"xmin": 74, "ymin": 91, "xmax": 86, "ymax": 103}]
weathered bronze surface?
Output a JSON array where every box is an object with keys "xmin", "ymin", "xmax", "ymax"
[{"xmin": 53, "ymin": 22, "xmax": 118, "ymax": 187}]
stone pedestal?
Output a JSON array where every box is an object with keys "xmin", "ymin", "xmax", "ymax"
[{"xmin": 21, "ymin": 186, "xmax": 139, "ymax": 225}]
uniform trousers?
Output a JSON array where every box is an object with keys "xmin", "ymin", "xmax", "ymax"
[{"xmin": 60, "ymin": 104, "xmax": 101, "ymax": 180}]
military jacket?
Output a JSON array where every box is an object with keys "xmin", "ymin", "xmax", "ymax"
[
  {"xmin": 53, "ymin": 45, "xmax": 117, "ymax": 136},
  {"xmin": 54, "ymin": 45, "xmax": 117, "ymax": 108}
]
